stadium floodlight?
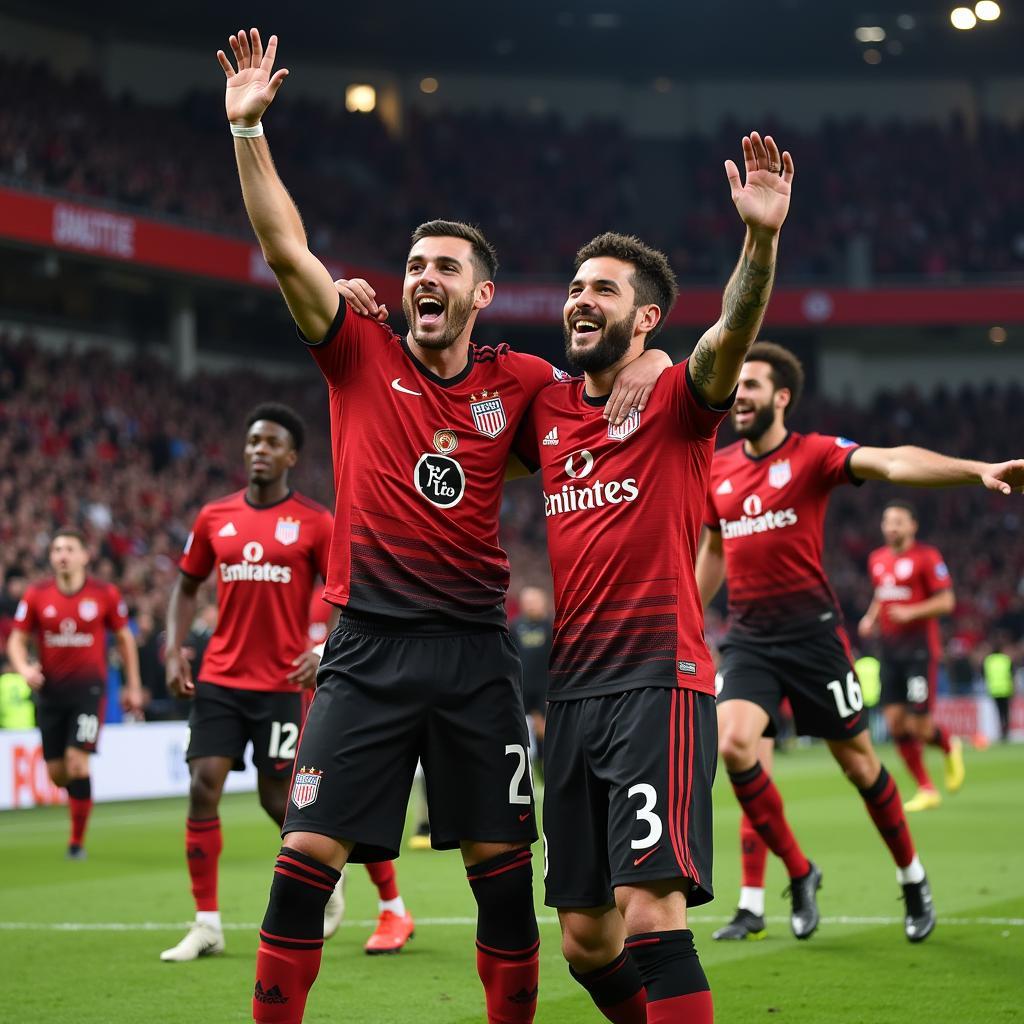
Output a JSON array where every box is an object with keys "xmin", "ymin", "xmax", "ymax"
[
  {"xmin": 863, "ymin": 48, "xmax": 883, "ymax": 64},
  {"xmin": 345, "ymin": 85, "xmax": 377, "ymax": 114},
  {"xmin": 950, "ymin": 6, "xmax": 978, "ymax": 28},
  {"xmin": 419, "ymin": 77, "xmax": 439, "ymax": 94},
  {"xmin": 974, "ymin": 1, "xmax": 1001, "ymax": 20},
  {"xmin": 989, "ymin": 326, "xmax": 1008, "ymax": 344},
  {"xmin": 854, "ymin": 26, "xmax": 886, "ymax": 43},
  {"xmin": 897, "ymin": 14, "xmax": 917, "ymax": 30}
]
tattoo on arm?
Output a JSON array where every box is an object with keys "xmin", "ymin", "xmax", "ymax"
[
  {"xmin": 691, "ymin": 335, "xmax": 719, "ymax": 389},
  {"xmin": 723, "ymin": 254, "xmax": 773, "ymax": 332}
]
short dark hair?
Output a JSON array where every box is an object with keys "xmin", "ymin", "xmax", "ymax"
[
  {"xmin": 52, "ymin": 526, "xmax": 87, "ymax": 548},
  {"xmin": 245, "ymin": 403, "xmax": 306, "ymax": 452},
  {"xmin": 410, "ymin": 220, "xmax": 499, "ymax": 281},
  {"xmin": 746, "ymin": 341, "xmax": 805, "ymax": 418},
  {"xmin": 573, "ymin": 232, "xmax": 679, "ymax": 339},
  {"xmin": 884, "ymin": 500, "xmax": 918, "ymax": 520}
]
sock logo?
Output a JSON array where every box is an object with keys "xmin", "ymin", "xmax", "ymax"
[
  {"xmin": 186, "ymin": 845, "xmax": 206, "ymax": 860},
  {"xmin": 253, "ymin": 981, "xmax": 289, "ymax": 1005},
  {"xmin": 508, "ymin": 986, "xmax": 539, "ymax": 1005}
]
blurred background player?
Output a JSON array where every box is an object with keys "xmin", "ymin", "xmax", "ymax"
[
  {"xmin": 510, "ymin": 586, "xmax": 552, "ymax": 775},
  {"xmin": 699, "ymin": 341, "xmax": 1024, "ymax": 944},
  {"xmin": 983, "ymin": 636, "xmax": 1017, "ymax": 743},
  {"xmin": 306, "ymin": 596, "xmax": 416, "ymax": 954},
  {"xmin": 859, "ymin": 501, "xmax": 964, "ymax": 811},
  {"xmin": 160, "ymin": 404, "xmax": 338, "ymax": 963},
  {"xmin": 7, "ymin": 527, "xmax": 143, "ymax": 858}
]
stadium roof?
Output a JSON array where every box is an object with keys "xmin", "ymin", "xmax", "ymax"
[{"xmin": 11, "ymin": 0, "xmax": 1024, "ymax": 79}]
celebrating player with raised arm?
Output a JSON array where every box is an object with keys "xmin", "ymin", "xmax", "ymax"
[
  {"xmin": 160, "ymin": 404, "xmax": 337, "ymax": 963},
  {"xmin": 859, "ymin": 501, "xmax": 964, "ymax": 811},
  {"xmin": 218, "ymin": 28, "xmax": 668, "ymax": 1024},
  {"xmin": 7, "ymin": 528, "xmax": 143, "ymax": 859},
  {"xmin": 698, "ymin": 341, "xmax": 1024, "ymax": 945},
  {"xmin": 512, "ymin": 132, "xmax": 793, "ymax": 1024}
]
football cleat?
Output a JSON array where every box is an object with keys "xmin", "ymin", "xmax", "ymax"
[
  {"xmin": 904, "ymin": 788, "xmax": 941, "ymax": 813},
  {"xmin": 323, "ymin": 871, "xmax": 346, "ymax": 940},
  {"xmin": 785, "ymin": 861, "xmax": 822, "ymax": 940},
  {"xmin": 66, "ymin": 844, "xmax": 87, "ymax": 861},
  {"xmin": 902, "ymin": 876, "xmax": 936, "ymax": 943},
  {"xmin": 408, "ymin": 824, "xmax": 431, "ymax": 851},
  {"xmin": 712, "ymin": 908, "xmax": 767, "ymax": 941},
  {"xmin": 944, "ymin": 737, "xmax": 965, "ymax": 793},
  {"xmin": 159, "ymin": 921, "xmax": 225, "ymax": 962},
  {"xmin": 364, "ymin": 910, "xmax": 415, "ymax": 955}
]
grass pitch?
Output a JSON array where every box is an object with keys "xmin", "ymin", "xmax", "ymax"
[{"xmin": 2, "ymin": 742, "xmax": 1022, "ymax": 1023}]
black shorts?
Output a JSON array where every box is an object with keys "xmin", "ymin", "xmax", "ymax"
[
  {"xmin": 717, "ymin": 628, "xmax": 867, "ymax": 741},
  {"xmin": 35, "ymin": 685, "xmax": 105, "ymax": 761},
  {"xmin": 187, "ymin": 681, "xmax": 303, "ymax": 779},
  {"xmin": 284, "ymin": 617, "xmax": 537, "ymax": 863},
  {"xmin": 543, "ymin": 688, "xmax": 716, "ymax": 910},
  {"xmin": 880, "ymin": 649, "xmax": 937, "ymax": 713}
]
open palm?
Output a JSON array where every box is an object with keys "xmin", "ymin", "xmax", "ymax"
[
  {"xmin": 217, "ymin": 28, "xmax": 288, "ymax": 127},
  {"xmin": 724, "ymin": 132, "xmax": 794, "ymax": 235}
]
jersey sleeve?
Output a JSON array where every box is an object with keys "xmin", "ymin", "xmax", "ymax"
[
  {"xmin": 314, "ymin": 510, "xmax": 333, "ymax": 580},
  {"xmin": 510, "ymin": 353, "xmax": 563, "ymax": 472},
  {"xmin": 810, "ymin": 433, "xmax": 863, "ymax": 491},
  {"xmin": 303, "ymin": 302, "xmax": 394, "ymax": 386},
  {"xmin": 923, "ymin": 548, "xmax": 953, "ymax": 594},
  {"xmin": 104, "ymin": 585, "xmax": 129, "ymax": 630},
  {"xmin": 180, "ymin": 506, "xmax": 216, "ymax": 581},
  {"xmin": 12, "ymin": 589, "xmax": 37, "ymax": 632},
  {"xmin": 703, "ymin": 485, "xmax": 721, "ymax": 531},
  {"xmin": 667, "ymin": 360, "xmax": 735, "ymax": 440}
]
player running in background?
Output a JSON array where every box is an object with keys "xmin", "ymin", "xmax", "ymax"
[
  {"xmin": 306, "ymin": 597, "xmax": 416, "ymax": 954},
  {"xmin": 698, "ymin": 341, "xmax": 1024, "ymax": 944},
  {"xmin": 514, "ymin": 130, "xmax": 793, "ymax": 1024},
  {"xmin": 160, "ymin": 404, "xmax": 337, "ymax": 963},
  {"xmin": 7, "ymin": 527, "xmax": 143, "ymax": 858},
  {"xmin": 859, "ymin": 501, "xmax": 964, "ymax": 811},
  {"xmin": 218, "ymin": 28, "xmax": 666, "ymax": 1024}
]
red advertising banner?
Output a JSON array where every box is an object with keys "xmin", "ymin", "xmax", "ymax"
[{"xmin": 2, "ymin": 185, "xmax": 1023, "ymax": 328}]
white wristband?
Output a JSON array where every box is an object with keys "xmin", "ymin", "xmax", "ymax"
[
  {"xmin": 230, "ymin": 122, "xmax": 264, "ymax": 138},
  {"xmin": 311, "ymin": 642, "xmax": 325, "ymax": 658}
]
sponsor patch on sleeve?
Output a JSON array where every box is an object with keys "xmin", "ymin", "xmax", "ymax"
[{"xmin": 834, "ymin": 437, "xmax": 858, "ymax": 448}]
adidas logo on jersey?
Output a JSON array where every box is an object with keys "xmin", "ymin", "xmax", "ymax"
[
  {"xmin": 217, "ymin": 522, "xmax": 238, "ymax": 537},
  {"xmin": 716, "ymin": 479, "xmax": 734, "ymax": 495},
  {"xmin": 542, "ymin": 427, "xmax": 560, "ymax": 446}
]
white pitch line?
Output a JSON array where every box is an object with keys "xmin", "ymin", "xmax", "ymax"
[{"xmin": 0, "ymin": 915, "xmax": 1021, "ymax": 932}]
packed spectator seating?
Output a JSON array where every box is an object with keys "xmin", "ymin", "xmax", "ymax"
[{"xmin": 2, "ymin": 57, "xmax": 1023, "ymax": 281}]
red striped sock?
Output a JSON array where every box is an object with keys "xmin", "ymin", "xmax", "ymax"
[
  {"xmin": 69, "ymin": 798, "xmax": 93, "ymax": 848},
  {"xmin": 570, "ymin": 949, "xmax": 646, "ymax": 1023},
  {"xmin": 929, "ymin": 725, "xmax": 952, "ymax": 755},
  {"xmin": 186, "ymin": 816, "xmax": 222, "ymax": 912},
  {"xmin": 858, "ymin": 766, "xmax": 916, "ymax": 868},
  {"xmin": 365, "ymin": 860, "xmax": 399, "ymax": 902},
  {"xmin": 895, "ymin": 736, "xmax": 933, "ymax": 790},
  {"xmin": 626, "ymin": 930, "xmax": 712, "ymax": 1023},
  {"xmin": 740, "ymin": 815, "xmax": 768, "ymax": 889},
  {"xmin": 729, "ymin": 763, "xmax": 810, "ymax": 880}
]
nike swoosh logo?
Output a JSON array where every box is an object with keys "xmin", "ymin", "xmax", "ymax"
[
  {"xmin": 519, "ymin": 812, "xmax": 531, "ymax": 822},
  {"xmin": 633, "ymin": 845, "xmax": 660, "ymax": 867},
  {"xmin": 273, "ymin": 760, "xmax": 291, "ymax": 771},
  {"xmin": 392, "ymin": 378, "xmax": 422, "ymax": 396}
]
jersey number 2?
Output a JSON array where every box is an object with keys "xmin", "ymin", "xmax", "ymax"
[{"xmin": 505, "ymin": 744, "xmax": 531, "ymax": 805}]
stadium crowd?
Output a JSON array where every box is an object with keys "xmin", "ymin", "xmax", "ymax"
[
  {"xmin": 2, "ymin": 57, "xmax": 1024, "ymax": 281},
  {"xmin": 1, "ymin": 330, "xmax": 1022, "ymax": 714}
]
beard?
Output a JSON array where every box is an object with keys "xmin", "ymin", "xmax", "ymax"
[
  {"xmin": 563, "ymin": 310, "xmax": 635, "ymax": 374},
  {"xmin": 403, "ymin": 287, "xmax": 476, "ymax": 350},
  {"xmin": 731, "ymin": 402, "xmax": 776, "ymax": 441}
]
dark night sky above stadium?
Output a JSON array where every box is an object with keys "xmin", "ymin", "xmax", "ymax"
[{"xmin": 10, "ymin": 0, "xmax": 1024, "ymax": 77}]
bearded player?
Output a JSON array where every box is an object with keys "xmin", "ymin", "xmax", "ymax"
[
  {"xmin": 698, "ymin": 341, "xmax": 1024, "ymax": 944},
  {"xmin": 160, "ymin": 404, "xmax": 338, "ymax": 962},
  {"xmin": 8, "ymin": 528, "xmax": 144, "ymax": 858},
  {"xmin": 859, "ymin": 502, "xmax": 964, "ymax": 811},
  {"xmin": 218, "ymin": 29, "xmax": 666, "ymax": 1024}
]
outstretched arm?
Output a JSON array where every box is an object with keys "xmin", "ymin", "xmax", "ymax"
[
  {"xmin": 219, "ymin": 29, "xmax": 339, "ymax": 341},
  {"xmin": 850, "ymin": 447, "xmax": 1024, "ymax": 494},
  {"xmin": 696, "ymin": 529, "xmax": 726, "ymax": 608},
  {"xmin": 689, "ymin": 133, "xmax": 794, "ymax": 406}
]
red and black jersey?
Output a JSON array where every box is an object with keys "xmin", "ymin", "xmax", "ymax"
[
  {"xmin": 705, "ymin": 431, "xmax": 862, "ymax": 641},
  {"xmin": 516, "ymin": 362, "xmax": 729, "ymax": 700},
  {"xmin": 14, "ymin": 578, "xmax": 127, "ymax": 692},
  {"xmin": 180, "ymin": 489, "xmax": 332, "ymax": 693},
  {"xmin": 868, "ymin": 542, "xmax": 951, "ymax": 657},
  {"xmin": 307, "ymin": 304, "xmax": 555, "ymax": 627}
]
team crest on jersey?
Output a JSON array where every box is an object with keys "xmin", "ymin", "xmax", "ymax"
[
  {"xmin": 42, "ymin": 604, "xmax": 57, "ymax": 619},
  {"xmin": 291, "ymin": 767, "xmax": 323, "ymax": 809},
  {"xmin": 607, "ymin": 408, "xmax": 641, "ymax": 441},
  {"xmin": 78, "ymin": 599, "xmax": 99, "ymax": 622},
  {"xmin": 768, "ymin": 459, "xmax": 792, "ymax": 489},
  {"xmin": 274, "ymin": 517, "xmax": 300, "ymax": 546},
  {"xmin": 469, "ymin": 391, "xmax": 507, "ymax": 438},
  {"xmin": 895, "ymin": 557, "xmax": 915, "ymax": 580},
  {"xmin": 433, "ymin": 429, "xmax": 458, "ymax": 454}
]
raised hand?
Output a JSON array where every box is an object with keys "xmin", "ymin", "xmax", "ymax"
[
  {"xmin": 217, "ymin": 28, "xmax": 289, "ymax": 127},
  {"xmin": 724, "ymin": 132, "xmax": 795, "ymax": 237},
  {"xmin": 335, "ymin": 278, "xmax": 389, "ymax": 322},
  {"xmin": 981, "ymin": 459, "xmax": 1024, "ymax": 495}
]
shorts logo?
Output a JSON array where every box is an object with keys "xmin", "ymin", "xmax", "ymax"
[
  {"xmin": 768, "ymin": 459, "xmax": 792, "ymax": 489},
  {"xmin": 469, "ymin": 391, "xmax": 507, "ymax": 438},
  {"xmin": 607, "ymin": 408, "xmax": 641, "ymax": 441},
  {"xmin": 564, "ymin": 449, "xmax": 595, "ymax": 479},
  {"xmin": 291, "ymin": 767, "xmax": 324, "ymax": 809},
  {"xmin": 275, "ymin": 517, "xmax": 300, "ymax": 546},
  {"xmin": 433, "ymin": 429, "xmax": 458, "ymax": 454},
  {"xmin": 414, "ymin": 453, "xmax": 466, "ymax": 508},
  {"xmin": 78, "ymin": 599, "xmax": 98, "ymax": 622}
]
